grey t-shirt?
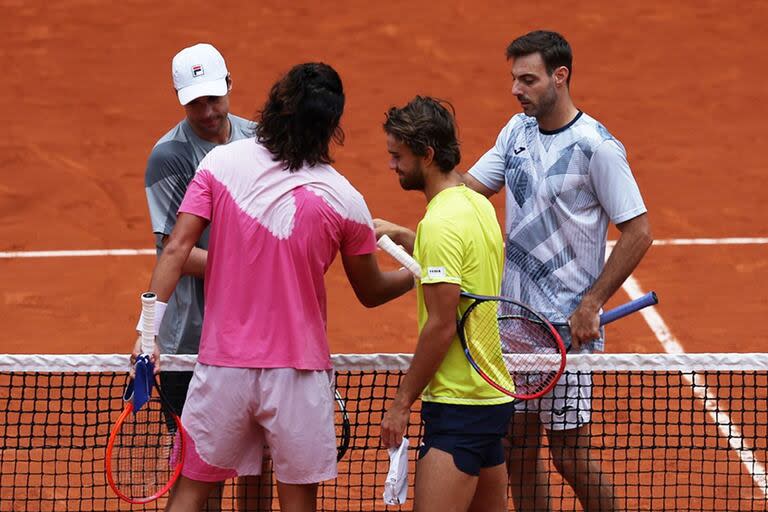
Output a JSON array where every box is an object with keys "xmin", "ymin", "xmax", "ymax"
[{"xmin": 144, "ymin": 114, "xmax": 252, "ymax": 354}]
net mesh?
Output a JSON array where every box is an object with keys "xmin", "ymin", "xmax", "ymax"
[{"xmin": 1, "ymin": 353, "xmax": 767, "ymax": 511}]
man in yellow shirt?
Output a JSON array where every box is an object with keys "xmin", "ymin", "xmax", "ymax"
[{"xmin": 379, "ymin": 96, "xmax": 513, "ymax": 512}]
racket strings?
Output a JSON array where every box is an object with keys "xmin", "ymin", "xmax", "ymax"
[
  {"xmin": 464, "ymin": 300, "xmax": 563, "ymax": 397},
  {"xmin": 110, "ymin": 397, "xmax": 181, "ymax": 500}
]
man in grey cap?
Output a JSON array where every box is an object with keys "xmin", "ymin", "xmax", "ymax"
[{"xmin": 140, "ymin": 43, "xmax": 263, "ymax": 510}]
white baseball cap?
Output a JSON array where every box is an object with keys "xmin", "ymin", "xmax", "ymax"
[{"xmin": 172, "ymin": 43, "xmax": 229, "ymax": 105}]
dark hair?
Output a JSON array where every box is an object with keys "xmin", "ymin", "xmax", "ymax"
[
  {"xmin": 255, "ymin": 63, "xmax": 345, "ymax": 172},
  {"xmin": 382, "ymin": 96, "xmax": 460, "ymax": 173},
  {"xmin": 506, "ymin": 30, "xmax": 573, "ymax": 85}
]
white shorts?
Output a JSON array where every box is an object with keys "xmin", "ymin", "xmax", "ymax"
[
  {"xmin": 513, "ymin": 371, "xmax": 592, "ymax": 431},
  {"xmin": 180, "ymin": 363, "xmax": 337, "ymax": 484}
]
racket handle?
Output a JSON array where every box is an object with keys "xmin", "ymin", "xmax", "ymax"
[
  {"xmin": 599, "ymin": 291, "xmax": 658, "ymax": 326},
  {"xmin": 377, "ymin": 235, "xmax": 422, "ymax": 278},
  {"xmin": 140, "ymin": 292, "xmax": 157, "ymax": 354}
]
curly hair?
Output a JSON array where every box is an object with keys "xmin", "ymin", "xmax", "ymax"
[
  {"xmin": 382, "ymin": 96, "xmax": 460, "ymax": 173},
  {"xmin": 255, "ymin": 62, "xmax": 345, "ymax": 172}
]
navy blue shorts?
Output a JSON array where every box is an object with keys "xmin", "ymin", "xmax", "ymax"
[
  {"xmin": 419, "ymin": 401, "xmax": 515, "ymax": 476},
  {"xmin": 159, "ymin": 371, "xmax": 193, "ymax": 415}
]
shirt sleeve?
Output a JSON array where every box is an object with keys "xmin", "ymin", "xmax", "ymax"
[
  {"xmin": 467, "ymin": 118, "xmax": 517, "ymax": 193},
  {"xmin": 144, "ymin": 144, "xmax": 192, "ymax": 237},
  {"xmin": 178, "ymin": 169, "xmax": 213, "ymax": 221},
  {"xmin": 415, "ymin": 215, "xmax": 463, "ymax": 286},
  {"xmin": 339, "ymin": 191, "xmax": 376, "ymax": 256},
  {"xmin": 589, "ymin": 140, "xmax": 647, "ymax": 224}
]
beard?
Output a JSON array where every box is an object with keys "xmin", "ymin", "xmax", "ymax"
[
  {"xmin": 518, "ymin": 83, "xmax": 557, "ymax": 119},
  {"xmin": 528, "ymin": 82, "xmax": 558, "ymax": 119},
  {"xmin": 398, "ymin": 162, "xmax": 426, "ymax": 191}
]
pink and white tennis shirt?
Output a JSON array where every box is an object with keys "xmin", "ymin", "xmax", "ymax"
[{"xmin": 178, "ymin": 138, "xmax": 376, "ymax": 370}]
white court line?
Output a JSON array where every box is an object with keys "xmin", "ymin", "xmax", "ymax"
[
  {"xmin": 607, "ymin": 236, "xmax": 768, "ymax": 248},
  {"xmin": 650, "ymin": 237, "xmax": 768, "ymax": 246},
  {"xmin": 621, "ymin": 275, "xmax": 768, "ymax": 497},
  {"xmin": 0, "ymin": 249, "xmax": 156, "ymax": 258},
  {"xmin": 1, "ymin": 237, "xmax": 765, "ymax": 259}
]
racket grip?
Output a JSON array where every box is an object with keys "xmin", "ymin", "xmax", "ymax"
[
  {"xmin": 377, "ymin": 235, "xmax": 422, "ymax": 278},
  {"xmin": 599, "ymin": 291, "xmax": 658, "ymax": 325},
  {"xmin": 140, "ymin": 292, "xmax": 157, "ymax": 354}
]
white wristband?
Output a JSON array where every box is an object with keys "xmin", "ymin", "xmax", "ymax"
[{"xmin": 135, "ymin": 300, "xmax": 168, "ymax": 336}]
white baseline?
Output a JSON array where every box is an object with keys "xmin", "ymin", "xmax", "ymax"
[{"xmin": 1, "ymin": 237, "xmax": 766, "ymax": 259}]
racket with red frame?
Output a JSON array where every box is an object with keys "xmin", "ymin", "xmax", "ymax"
[
  {"xmin": 106, "ymin": 292, "xmax": 186, "ymax": 504},
  {"xmin": 377, "ymin": 235, "xmax": 658, "ymax": 400}
]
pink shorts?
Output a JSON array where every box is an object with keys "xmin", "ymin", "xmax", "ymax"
[{"xmin": 180, "ymin": 363, "xmax": 337, "ymax": 484}]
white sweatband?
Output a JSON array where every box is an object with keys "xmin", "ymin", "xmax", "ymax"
[{"xmin": 135, "ymin": 300, "xmax": 168, "ymax": 336}]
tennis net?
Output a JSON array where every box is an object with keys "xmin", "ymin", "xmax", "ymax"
[{"xmin": 1, "ymin": 353, "xmax": 767, "ymax": 511}]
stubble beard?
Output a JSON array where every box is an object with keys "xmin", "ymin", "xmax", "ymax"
[{"xmin": 399, "ymin": 162, "xmax": 426, "ymax": 191}]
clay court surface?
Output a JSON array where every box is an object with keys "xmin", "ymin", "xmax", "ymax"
[
  {"xmin": 1, "ymin": 1, "xmax": 766, "ymax": 354},
  {"xmin": 1, "ymin": 2, "xmax": 768, "ymax": 511}
]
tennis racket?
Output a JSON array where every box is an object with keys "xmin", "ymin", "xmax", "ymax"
[
  {"xmin": 106, "ymin": 292, "xmax": 185, "ymax": 504},
  {"xmin": 335, "ymin": 389, "xmax": 351, "ymax": 462},
  {"xmin": 377, "ymin": 235, "xmax": 659, "ymax": 399}
]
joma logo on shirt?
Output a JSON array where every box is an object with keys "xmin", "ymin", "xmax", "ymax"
[{"xmin": 427, "ymin": 267, "xmax": 446, "ymax": 278}]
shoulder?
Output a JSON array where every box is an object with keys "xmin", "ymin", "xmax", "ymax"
[
  {"xmin": 227, "ymin": 114, "xmax": 255, "ymax": 138},
  {"xmin": 208, "ymin": 136, "xmax": 256, "ymax": 158},
  {"xmin": 197, "ymin": 137, "xmax": 259, "ymax": 179},
  {"xmin": 147, "ymin": 120, "xmax": 192, "ymax": 162},
  {"xmin": 422, "ymin": 188, "xmax": 472, "ymax": 230},
  {"xmin": 150, "ymin": 119, "xmax": 189, "ymax": 149},
  {"xmin": 303, "ymin": 164, "xmax": 373, "ymax": 226},
  {"xmin": 497, "ymin": 113, "xmax": 531, "ymax": 140},
  {"xmin": 146, "ymin": 122, "xmax": 195, "ymax": 180},
  {"xmin": 323, "ymin": 165, "xmax": 369, "ymax": 208},
  {"xmin": 572, "ymin": 112, "xmax": 622, "ymax": 153}
]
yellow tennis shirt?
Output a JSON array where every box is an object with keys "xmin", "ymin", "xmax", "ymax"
[{"xmin": 413, "ymin": 185, "xmax": 512, "ymax": 405}]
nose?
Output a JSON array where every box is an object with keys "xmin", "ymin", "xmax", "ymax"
[
  {"xmin": 201, "ymin": 101, "xmax": 215, "ymax": 118},
  {"xmin": 511, "ymin": 80, "xmax": 522, "ymax": 96},
  {"xmin": 388, "ymin": 158, "xmax": 397, "ymax": 171}
]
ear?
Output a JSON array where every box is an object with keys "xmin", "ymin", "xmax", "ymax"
[
  {"xmin": 226, "ymin": 74, "xmax": 233, "ymax": 92},
  {"xmin": 423, "ymin": 146, "xmax": 435, "ymax": 167},
  {"xmin": 553, "ymin": 66, "xmax": 569, "ymax": 88}
]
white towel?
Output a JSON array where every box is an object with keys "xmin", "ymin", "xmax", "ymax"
[{"xmin": 383, "ymin": 436, "xmax": 410, "ymax": 505}]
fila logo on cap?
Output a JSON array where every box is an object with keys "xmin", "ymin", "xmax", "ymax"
[{"xmin": 192, "ymin": 65, "xmax": 204, "ymax": 77}]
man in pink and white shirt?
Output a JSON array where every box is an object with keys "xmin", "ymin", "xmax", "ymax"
[{"xmin": 135, "ymin": 62, "xmax": 414, "ymax": 512}]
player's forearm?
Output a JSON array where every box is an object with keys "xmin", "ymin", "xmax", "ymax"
[
  {"xmin": 362, "ymin": 269, "xmax": 415, "ymax": 307},
  {"xmin": 390, "ymin": 228, "xmax": 416, "ymax": 254},
  {"xmin": 162, "ymin": 236, "xmax": 206, "ymax": 278},
  {"xmin": 149, "ymin": 240, "xmax": 195, "ymax": 302},
  {"xmin": 181, "ymin": 247, "xmax": 207, "ymax": 278},
  {"xmin": 391, "ymin": 318, "xmax": 455, "ymax": 409},
  {"xmin": 581, "ymin": 215, "xmax": 653, "ymax": 311}
]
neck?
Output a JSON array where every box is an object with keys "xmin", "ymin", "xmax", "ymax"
[
  {"xmin": 536, "ymin": 94, "xmax": 579, "ymax": 132},
  {"xmin": 424, "ymin": 169, "xmax": 462, "ymax": 203},
  {"xmin": 191, "ymin": 116, "xmax": 231, "ymax": 145}
]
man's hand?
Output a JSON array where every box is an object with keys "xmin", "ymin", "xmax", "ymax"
[
  {"xmin": 568, "ymin": 298, "xmax": 601, "ymax": 350},
  {"xmin": 373, "ymin": 219, "xmax": 415, "ymax": 253},
  {"xmin": 130, "ymin": 335, "xmax": 161, "ymax": 376},
  {"xmin": 381, "ymin": 402, "xmax": 410, "ymax": 449},
  {"xmin": 373, "ymin": 218, "xmax": 403, "ymax": 240}
]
